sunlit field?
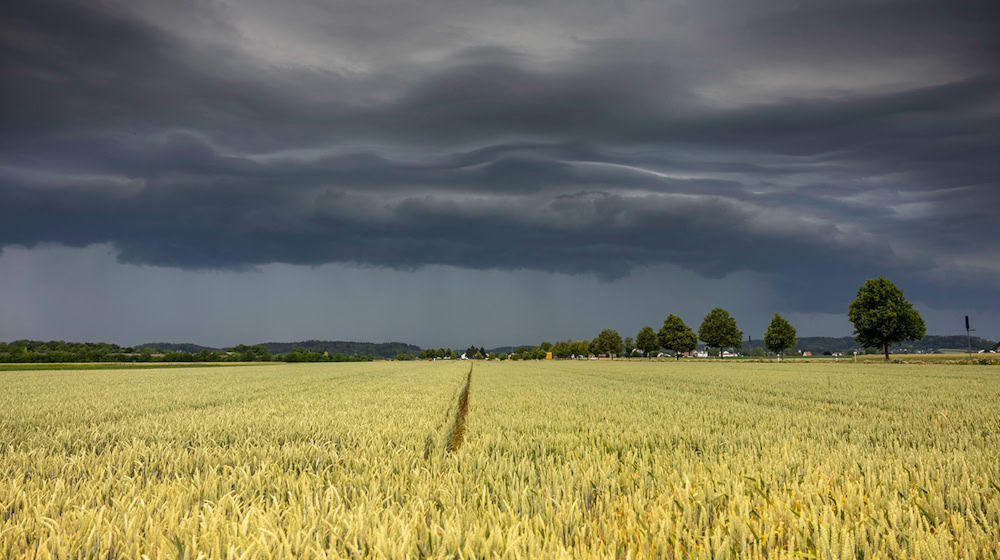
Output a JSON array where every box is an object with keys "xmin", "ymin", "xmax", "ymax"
[{"xmin": 2, "ymin": 361, "xmax": 998, "ymax": 558}]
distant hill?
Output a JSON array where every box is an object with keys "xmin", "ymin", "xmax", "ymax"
[
  {"xmin": 138, "ymin": 340, "xmax": 421, "ymax": 358},
  {"xmin": 258, "ymin": 340, "xmax": 421, "ymax": 358},
  {"xmin": 136, "ymin": 342, "xmax": 219, "ymax": 353}
]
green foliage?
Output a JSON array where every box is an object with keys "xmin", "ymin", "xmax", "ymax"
[
  {"xmin": 658, "ymin": 314, "xmax": 697, "ymax": 359},
  {"xmin": 228, "ymin": 344, "xmax": 272, "ymax": 362},
  {"xmin": 551, "ymin": 339, "xmax": 591, "ymax": 358},
  {"xmin": 764, "ymin": 313, "xmax": 797, "ymax": 357},
  {"xmin": 282, "ymin": 348, "xmax": 373, "ymax": 362},
  {"xmin": 623, "ymin": 337, "xmax": 635, "ymax": 355},
  {"xmin": 593, "ymin": 329, "xmax": 623, "ymax": 357},
  {"xmin": 698, "ymin": 308, "xmax": 743, "ymax": 355},
  {"xmin": 635, "ymin": 326, "xmax": 660, "ymax": 358},
  {"xmin": 848, "ymin": 277, "xmax": 926, "ymax": 360},
  {"xmin": 417, "ymin": 348, "xmax": 457, "ymax": 360},
  {"xmin": 510, "ymin": 346, "xmax": 547, "ymax": 360}
]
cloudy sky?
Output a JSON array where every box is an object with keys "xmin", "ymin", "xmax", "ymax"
[{"xmin": 1, "ymin": 0, "xmax": 998, "ymax": 348}]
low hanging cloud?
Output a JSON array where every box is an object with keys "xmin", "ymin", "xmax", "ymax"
[{"xmin": 1, "ymin": 0, "xmax": 998, "ymax": 315}]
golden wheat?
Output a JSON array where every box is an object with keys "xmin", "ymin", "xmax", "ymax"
[{"xmin": 2, "ymin": 360, "xmax": 998, "ymax": 558}]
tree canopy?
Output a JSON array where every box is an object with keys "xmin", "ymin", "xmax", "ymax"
[
  {"xmin": 658, "ymin": 314, "xmax": 698, "ymax": 360},
  {"xmin": 698, "ymin": 308, "xmax": 743, "ymax": 357},
  {"xmin": 593, "ymin": 329, "xmax": 623, "ymax": 357},
  {"xmin": 635, "ymin": 326, "xmax": 660, "ymax": 358},
  {"xmin": 764, "ymin": 313, "xmax": 797, "ymax": 358},
  {"xmin": 848, "ymin": 277, "xmax": 926, "ymax": 361}
]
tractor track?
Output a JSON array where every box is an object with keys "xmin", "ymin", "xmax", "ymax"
[{"xmin": 445, "ymin": 364, "xmax": 473, "ymax": 454}]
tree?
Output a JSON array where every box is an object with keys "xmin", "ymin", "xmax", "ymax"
[
  {"xmin": 698, "ymin": 308, "xmax": 743, "ymax": 358},
  {"xmin": 848, "ymin": 277, "xmax": 926, "ymax": 361},
  {"xmin": 658, "ymin": 314, "xmax": 697, "ymax": 360},
  {"xmin": 635, "ymin": 326, "xmax": 660, "ymax": 358},
  {"xmin": 623, "ymin": 337, "xmax": 635, "ymax": 356},
  {"xmin": 593, "ymin": 329, "xmax": 623, "ymax": 358},
  {"xmin": 764, "ymin": 313, "xmax": 797, "ymax": 359},
  {"xmin": 588, "ymin": 338, "xmax": 600, "ymax": 356}
]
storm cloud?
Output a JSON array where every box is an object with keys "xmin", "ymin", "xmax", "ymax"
[{"xmin": 2, "ymin": 0, "xmax": 998, "ymax": 336}]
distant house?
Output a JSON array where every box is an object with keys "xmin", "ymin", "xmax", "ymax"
[
  {"xmin": 802, "ymin": 351, "xmax": 812, "ymax": 357},
  {"xmin": 694, "ymin": 350, "xmax": 709, "ymax": 358}
]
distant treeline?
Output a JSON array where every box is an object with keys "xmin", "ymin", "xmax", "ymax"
[
  {"xmin": 496, "ymin": 335, "xmax": 998, "ymax": 357},
  {"xmin": 0, "ymin": 341, "xmax": 375, "ymax": 363},
  {"xmin": 135, "ymin": 340, "xmax": 419, "ymax": 359}
]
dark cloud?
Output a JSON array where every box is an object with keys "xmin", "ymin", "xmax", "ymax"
[{"xmin": 1, "ymin": 0, "xmax": 998, "ymax": 319}]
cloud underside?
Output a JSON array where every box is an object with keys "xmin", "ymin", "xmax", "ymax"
[{"xmin": 1, "ymin": 0, "xmax": 998, "ymax": 312}]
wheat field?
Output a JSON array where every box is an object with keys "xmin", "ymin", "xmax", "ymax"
[{"xmin": 2, "ymin": 360, "xmax": 998, "ymax": 558}]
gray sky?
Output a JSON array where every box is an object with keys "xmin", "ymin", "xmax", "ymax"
[{"xmin": 1, "ymin": 0, "xmax": 998, "ymax": 347}]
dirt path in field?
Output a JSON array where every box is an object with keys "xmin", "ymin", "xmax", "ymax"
[{"xmin": 445, "ymin": 364, "xmax": 473, "ymax": 453}]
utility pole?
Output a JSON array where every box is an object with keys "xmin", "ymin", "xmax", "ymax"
[{"xmin": 966, "ymin": 315, "xmax": 975, "ymax": 363}]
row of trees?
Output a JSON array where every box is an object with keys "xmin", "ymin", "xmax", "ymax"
[
  {"xmin": 399, "ymin": 310, "xmax": 795, "ymax": 362},
  {"xmin": 589, "ymin": 309, "xmax": 797, "ymax": 360},
  {"xmin": 594, "ymin": 277, "xmax": 924, "ymax": 361},
  {"xmin": 450, "ymin": 277, "xmax": 923, "ymax": 362}
]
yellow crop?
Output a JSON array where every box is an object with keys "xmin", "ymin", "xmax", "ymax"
[{"xmin": 2, "ymin": 360, "xmax": 998, "ymax": 558}]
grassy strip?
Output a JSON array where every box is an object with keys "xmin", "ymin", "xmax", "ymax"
[{"xmin": 445, "ymin": 364, "xmax": 473, "ymax": 454}]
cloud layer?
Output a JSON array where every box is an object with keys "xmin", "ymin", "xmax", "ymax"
[{"xmin": 2, "ymin": 0, "xmax": 999, "ymax": 315}]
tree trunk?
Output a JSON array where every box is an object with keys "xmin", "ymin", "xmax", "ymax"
[
  {"xmin": 675, "ymin": 353, "xmax": 680, "ymax": 361},
  {"xmin": 884, "ymin": 344, "xmax": 889, "ymax": 361}
]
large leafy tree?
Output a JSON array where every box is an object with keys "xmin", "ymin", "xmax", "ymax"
[
  {"xmin": 593, "ymin": 329, "xmax": 623, "ymax": 358},
  {"xmin": 698, "ymin": 308, "xmax": 743, "ymax": 358},
  {"xmin": 848, "ymin": 277, "xmax": 926, "ymax": 361},
  {"xmin": 658, "ymin": 314, "xmax": 697, "ymax": 360},
  {"xmin": 764, "ymin": 313, "xmax": 797, "ymax": 359},
  {"xmin": 635, "ymin": 326, "xmax": 660, "ymax": 358}
]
